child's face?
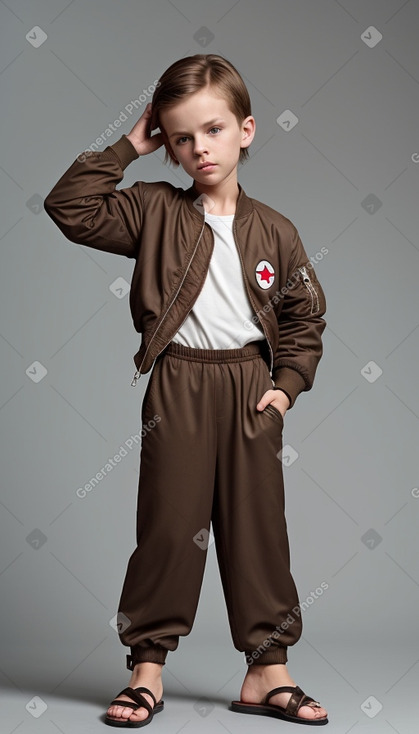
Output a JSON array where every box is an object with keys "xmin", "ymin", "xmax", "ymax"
[{"xmin": 159, "ymin": 86, "xmax": 255, "ymax": 185}]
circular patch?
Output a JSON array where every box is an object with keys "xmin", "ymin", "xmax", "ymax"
[{"xmin": 255, "ymin": 260, "xmax": 275, "ymax": 290}]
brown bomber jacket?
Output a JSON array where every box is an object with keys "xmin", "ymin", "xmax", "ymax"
[{"xmin": 43, "ymin": 134, "xmax": 327, "ymax": 409}]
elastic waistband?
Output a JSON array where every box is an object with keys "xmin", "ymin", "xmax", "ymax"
[{"xmin": 163, "ymin": 339, "xmax": 266, "ymax": 364}]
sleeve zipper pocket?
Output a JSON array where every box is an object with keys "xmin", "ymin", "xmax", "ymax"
[{"xmin": 298, "ymin": 265, "xmax": 320, "ymax": 315}]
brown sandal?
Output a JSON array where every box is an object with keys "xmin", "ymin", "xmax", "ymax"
[
  {"xmin": 230, "ymin": 684, "xmax": 328, "ymax": 726},
  {"xmin": 105, "ymin": 685, "xmax": 164, "ymax": 728}
]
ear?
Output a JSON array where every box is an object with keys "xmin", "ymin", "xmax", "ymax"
[{"xmin": 240, "ymin": 115, "xmax": 256, "ymax": 150}]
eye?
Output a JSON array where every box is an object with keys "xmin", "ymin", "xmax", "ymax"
[{"xmin": 175, "ymin": 127, "xmax": 221, "ymax": 145}]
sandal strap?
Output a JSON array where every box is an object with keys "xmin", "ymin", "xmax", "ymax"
[
  {"xmin": 109, "ymin": 686, "xmax": 156, "ymax": 715},
  {"xmin": 133, "ymin": 687, "xmax": 157, "ymax": 708},
  {"xmin": 264, "ymin": 685, "xmax": 296, "ymax": 704},
  {"xmin": 265, "ymin": 685, "xmax": 319, "ymax": 717}
]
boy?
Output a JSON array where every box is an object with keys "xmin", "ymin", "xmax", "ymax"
[{"xmin": 44, "ymin": 54, "xmax": 328, "ymax": 727}]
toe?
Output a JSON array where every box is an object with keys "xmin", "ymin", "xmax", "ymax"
[
  {"xmin": 298, "ymin": 703, "xmax": 328, "ymax": 720},
  {"xmin": 111, "ymin": 705, "xmax": 149, "ymax": 722},
  {"xmin": 128, "ymin": 706, "xmax": 150, "ymax": 722},
  {"xmin": 107, "ymin": 703, "xmax": 136, "ymax": 721},
  {"xmin": 106, "ymin": 695, "xmax": 153, "ymax": 723}
]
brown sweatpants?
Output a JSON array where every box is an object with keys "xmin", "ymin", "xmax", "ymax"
[{"xmin": 117, "ymin": 339, "xmax": 302, "ymax": 669}]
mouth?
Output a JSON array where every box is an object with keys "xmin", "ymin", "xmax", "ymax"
[{"xmin": 198, "ymin": 162, "xmax": 216, "ymax": 170}]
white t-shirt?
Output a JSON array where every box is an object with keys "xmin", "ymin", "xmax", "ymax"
[{"xmin": 172, "ymin": 211, "xmax": 265, "ymax": 349}]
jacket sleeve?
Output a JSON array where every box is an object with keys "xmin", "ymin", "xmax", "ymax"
[
  {"xmin": 43, "ymin": 135, "xmax": 143, "ymax": 258},
  {"xmin": 272, "ymin": 226, "xmax": 327, "ymax": 409}
]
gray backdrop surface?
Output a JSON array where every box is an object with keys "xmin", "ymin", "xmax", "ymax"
[{"xmin": 0, "ymin": 1, "xmax": 418, "ymax": 732}]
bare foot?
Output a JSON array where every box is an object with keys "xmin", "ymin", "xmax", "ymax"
[
  {"xmin": 240, "ymin": 663, "xmax": 328, "ymax": 722},
  {"xmin": 106, "ymin": 661, "xmax": 163, "ymax": 725}
]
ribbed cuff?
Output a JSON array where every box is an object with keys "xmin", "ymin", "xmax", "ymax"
[
  {"xmin": 245, "ymin": 645, "xmax": 288, "ymax": 666},
  {"xmin": 104, "ymin": 134, "xmax": 140, "ymax": 169},
  {"xmin": 126, "ymin": 646, "xmax": 167, "ymax": 668},
  {"xmin": 272, "ymin": 367, "xmax": 307, "ymax": 409}
]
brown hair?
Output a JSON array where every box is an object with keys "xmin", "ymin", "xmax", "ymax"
[{"xmin": 149, "ymin": 54, "xmax": 252, "ymax": 167}]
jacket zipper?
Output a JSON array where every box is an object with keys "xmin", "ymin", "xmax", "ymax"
[
  {"xmin": 130, "ymin": 218, "xmax": 207, "ymax": 386},
  {"xmin": 149, "ymin": 226, "xmax": 216, "ymax": 363},
  {"xmin": 298, "ymin": 265, "xmax": 319, "ymax": 315},
  {"xmin": 232, "ymin": 221, "xmax": 274, "ymax": 375}
]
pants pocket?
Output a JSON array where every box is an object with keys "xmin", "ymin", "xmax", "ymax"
[
  {"xmin": 264, "ymin": 402, "xmax": 284, "ymax": 426},
  {"xmin": 140, "ymin": 364, "xmax": 159, "ymax": 425},
  {"xmin": 257, "ymin": 359, "xmax": 285, "ymax": 428}
]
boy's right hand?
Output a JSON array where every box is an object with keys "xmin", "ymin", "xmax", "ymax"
[{"xmin": 126, "ymin": 103, "xmax": 164, "ymax": 156}]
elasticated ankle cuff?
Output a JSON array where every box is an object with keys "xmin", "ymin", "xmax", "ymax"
[
  {"xmin": 245, "ymin": 645, "xmax": 288, "ymax": 666},
  {"xmin": 126, "ymin": 647, "xmax": 167, "ymax": 669}
]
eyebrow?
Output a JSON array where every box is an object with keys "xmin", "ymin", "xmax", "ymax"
[{"xmin": 169, "ymin": 119, "xmax": 224, "ymax": 139}]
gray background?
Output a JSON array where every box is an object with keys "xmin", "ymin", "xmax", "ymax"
[{"xmin": 1, "ymin": 0, "xmax": 418, "ymax": 731}]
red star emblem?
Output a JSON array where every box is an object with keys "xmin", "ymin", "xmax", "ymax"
[
  {"xmin": 255, "ymin": 260, "xmax": 275, "ymax": 289},
  {"xmin": 256, "ymin": 265, "xmax": 274, "ymax": 283}
]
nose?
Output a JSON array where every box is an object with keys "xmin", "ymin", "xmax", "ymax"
[{"xmin": 193, "ymin": 135, "xmax": 209, "ymax": 156}]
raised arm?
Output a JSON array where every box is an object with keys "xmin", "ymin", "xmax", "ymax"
[{"xmin": 43, "ymin": 103, "xmax": 164, "ymax": 259}]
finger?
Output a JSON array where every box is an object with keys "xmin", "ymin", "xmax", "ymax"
[{"xmin": 256, "ymin": 397, "xmax": 268, "ymax": 411}]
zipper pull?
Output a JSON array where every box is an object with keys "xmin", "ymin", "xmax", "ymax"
[
  {"xmin": 131, "ymin": 369, "xmax": 141, "ymax": 387},
  {"xmin": 298, "ymin": 265, "xmax": 320, "ymax": 314}
]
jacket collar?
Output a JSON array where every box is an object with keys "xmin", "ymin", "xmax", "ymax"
[{"xmin": 184, "ymin": 180, "xmax": 253, "ymax": 220}]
